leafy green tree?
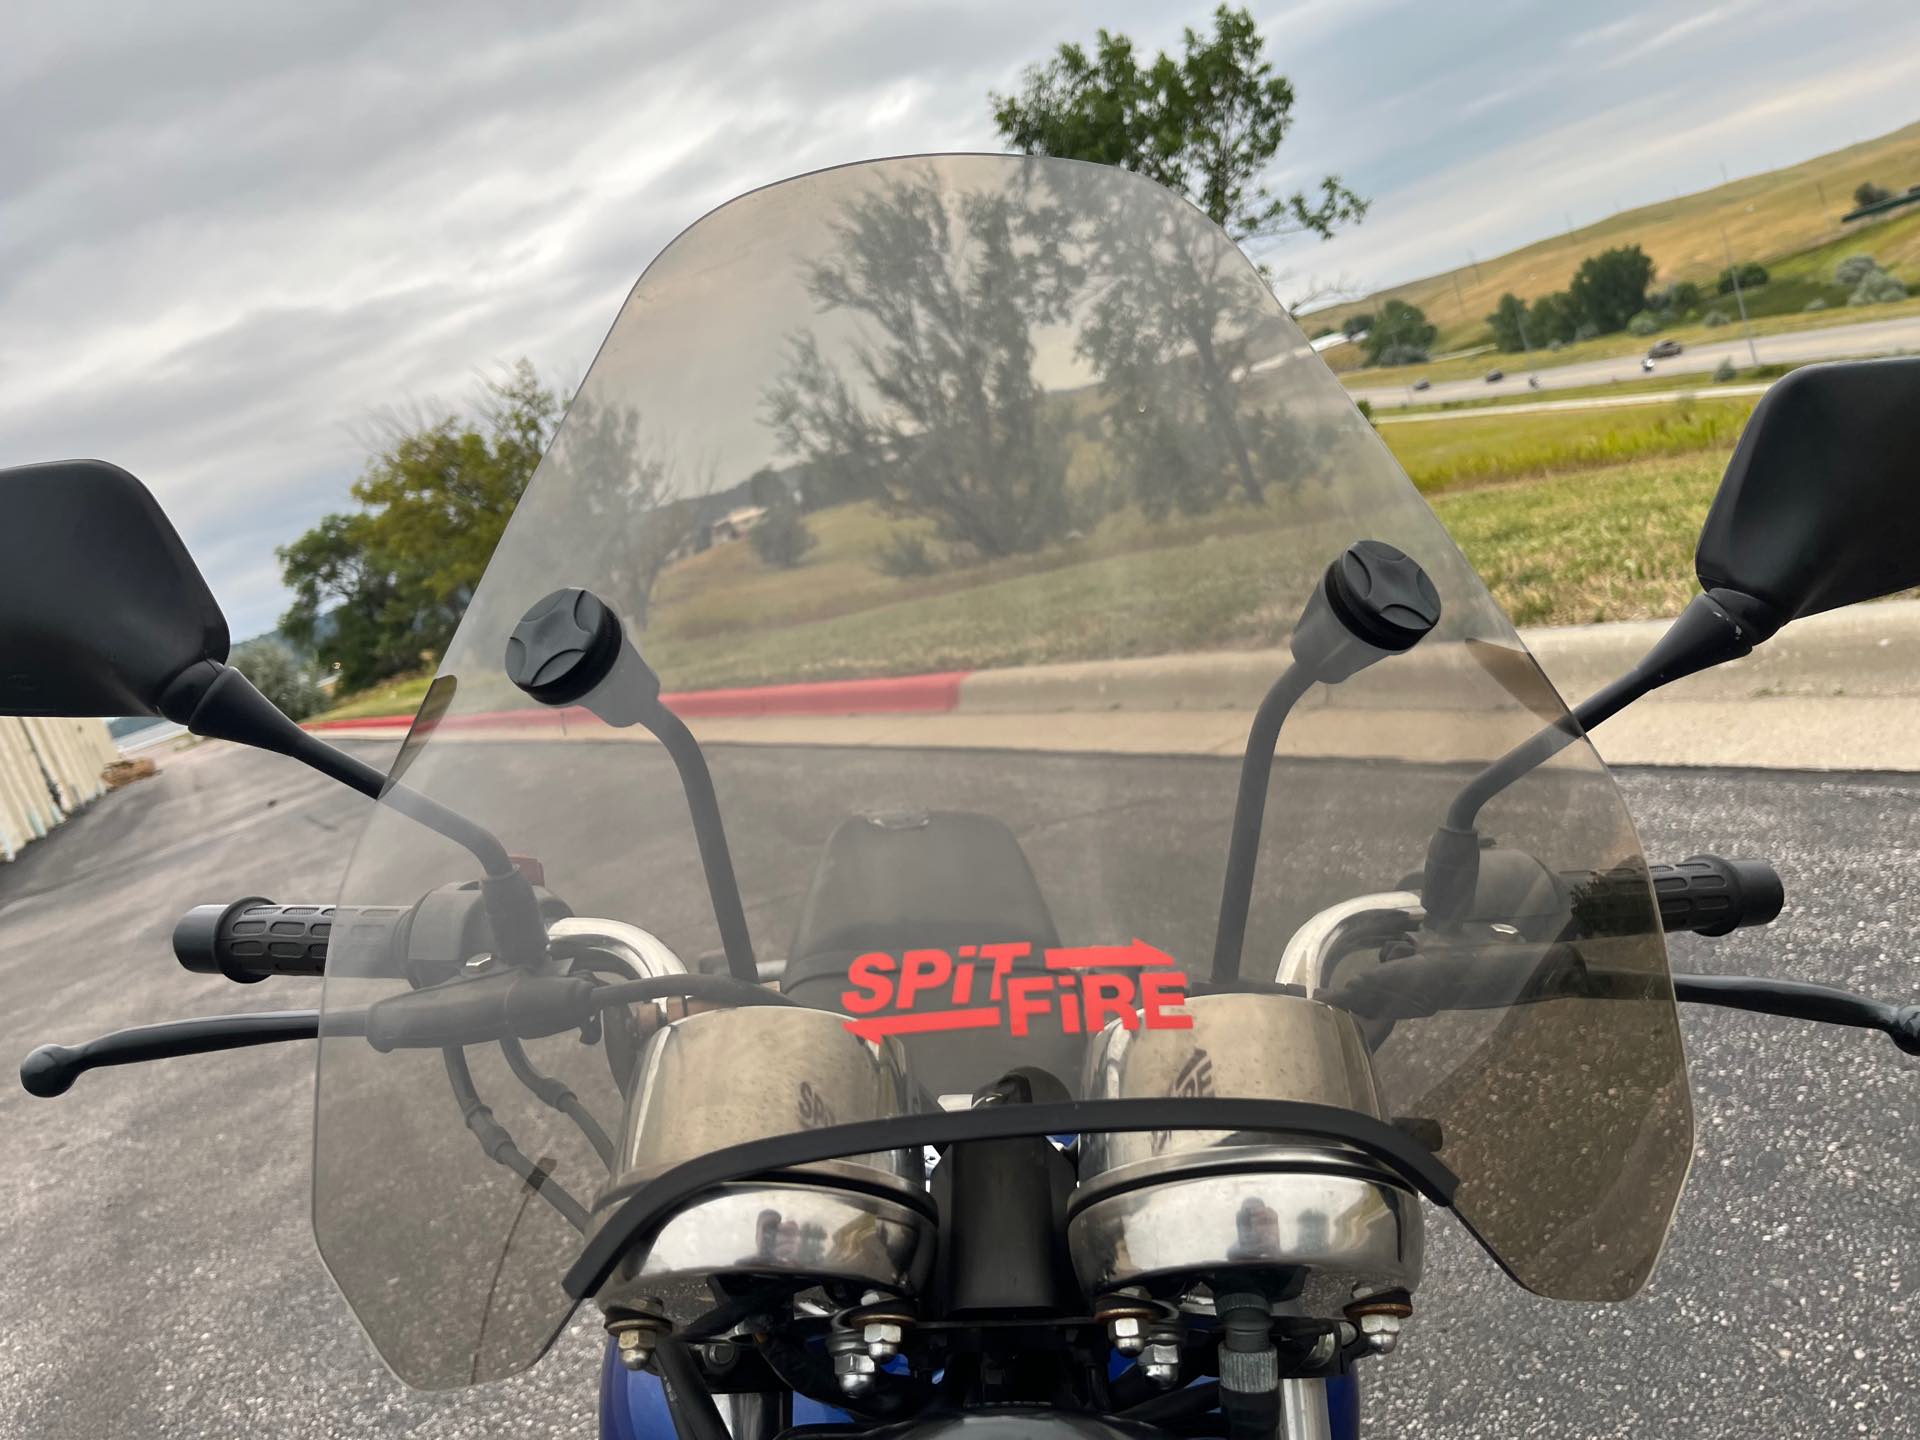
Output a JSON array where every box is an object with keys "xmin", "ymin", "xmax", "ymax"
[
  {"xmin": 991, "ymin": 5, "xmax": 1365, "ymax": 243},
  {"xmin": 1342, "ymin": 311, "xmax": 1374, "ymax": 338},
  {"xmin": 1568, "ymin": 245, "xmax": 1654, "ymax": 335},
  {"xmin": 1527, "ymin": 291, "xmax": 1579, "ymax": 346},
  {"xmin": 1486, "ymin": 292, "xmax": 1530, "ymax": 352},
  {"xmin": 1648, "ymin": 279, "xmax": 1702, "ymax": 317},
  {"xmin": 1715, "ymin": 261, "xmax": 1768, "ymax": 295},
  {"xmin": 1362, "ymin": 299, "xmax": 1435, "ymax": 365},
  {"xmin": 278, "ymin": 362, "xmax": 560, "ymax": 690},
  {"xmin": 230, "ymin": 637, "xmax": 326, "ymax": 721},
  {"xmin": 1854, "ymin": 181, "xmax": 1893, "ymax": 208}
]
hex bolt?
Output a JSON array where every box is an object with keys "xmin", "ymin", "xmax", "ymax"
[
  {"xmin": 1095, "ymin": 1290, "xmax": 1156, "ymax": 1357},
  {"xmin": 1345, "ymin": 1287, "xmax": 1413, "ymax": 1359},
  {"xmin": 609, "ymin": 1319, "xmax": 667, "ymax": 1373},
  {"xmin": 1140, "ymin": 1333, "xmax": 1182, "ymax": 1389},
  {"xmin": 829, "ymin": 1327, "xmax": 880, "ymax": 1397}
]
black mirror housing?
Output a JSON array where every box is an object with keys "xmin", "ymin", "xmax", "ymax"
[
  {"xmin": 1697, "ymin": 356, "xmax": 1920, "ymax": 629},
  {"xmin": 0, "ymin": 459, "xmax": 229, "ymax": 718}
]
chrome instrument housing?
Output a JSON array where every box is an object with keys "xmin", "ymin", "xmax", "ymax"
[
  {"xmin": 1070, "ymin": 992, "xmax": 1423, "ymax": 1319},
  {"xmin": 593, "ymin": 1005, "xmax": 933, "ymax": 1324}
]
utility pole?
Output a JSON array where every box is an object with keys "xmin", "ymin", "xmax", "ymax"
[{"xmin": 1719, "ymin": 225, "xmax": 1760, "ymax": 367}]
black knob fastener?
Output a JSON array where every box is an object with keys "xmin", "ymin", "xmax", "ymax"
[
  {"xmin": 1291, "ymin": 540, "xmax": 1442, "ymax": 684},
  {"xmin": 505, "ymin": 588, "xmax": 623, "ymax": 705}
]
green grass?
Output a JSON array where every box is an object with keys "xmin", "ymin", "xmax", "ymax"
[
  {"xmin": 309, "ymin": 669, "xmax": 435, "ymax": 723},
  {"xmin": 313, "ymin": 395, "xmax": 1764, "ymax": 719},
  {"xmin": 1432, "ymin": 458, "xmax": 1720, "ymax": 627},
  {"xmin": 1378, "ymin": 396, "xmax": 1756, "ymax": 493},
  {"xmin": 314, "ymin": 427, "xmax": 1747, "ymax": 718}
]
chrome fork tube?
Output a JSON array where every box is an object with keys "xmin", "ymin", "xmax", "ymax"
[{"xmin": 1279, "ymin": 1377, "xmax": 1333, "ymax": 1440}]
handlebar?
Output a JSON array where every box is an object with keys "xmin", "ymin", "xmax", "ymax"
[
  {"xmin": 173, "ymin": 898, "xmax": 416, "ymax": 984},
  {"xmin": 1568, "ymin": 855, "xmax": 1784, "ymax": 939}
]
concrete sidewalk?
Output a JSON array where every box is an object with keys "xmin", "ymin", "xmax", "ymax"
[{"xmin": 311, "ymin": 602, "xmax": 1920, "ymax": 772}]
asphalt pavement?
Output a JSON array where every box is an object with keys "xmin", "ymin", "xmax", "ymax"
[
  {"xmin": 1, "ymin": 737, "xmax": 1915, "ymax": 1438},
  {"xmin": 1349, "ymin": 312, "xmax": 1920, "ymax": 409}
]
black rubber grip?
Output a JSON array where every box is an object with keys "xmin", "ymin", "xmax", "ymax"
[
  {"xmin": 173, "ymin": 899, "xmax": 412, "ymax": 984},
  {"xmin": 1570, "ymin": 855, "xmax": 1784, "ymax": 938}
]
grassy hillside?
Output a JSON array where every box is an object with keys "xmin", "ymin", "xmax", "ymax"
[{"xmin": 1314, "ymin": 118, "xmax": 1920, "ymax": 359}]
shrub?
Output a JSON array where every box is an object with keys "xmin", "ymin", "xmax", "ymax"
[
  {"xmin": 1803, "ymin": 297, "xmax": 1829, "ymax": 311},
  {"xmin": 1834, "ymin": 254, "xmax": 1881, "ymax": 286},
  {"xmin": 1573, "ymin": 321, "xmax": 1599, "ymax": 342},
  {"xmin": 1850, "ymin": 271, "xmax": 1908, "ymax": 306},
  {"xmin": 1627, "ymin": 311, "xmax": 1659, "ymax": 336},
  {"xmin": 1713, "ymin": 357, "xmax": 1738, "ymax": 383},
  {"xmin": 1355, "ymin": 398, "xmax": 1375, "ymax": 426},
  {"xmin": 1854, "ymin": 181, "xmax": 1894, "ymax": 208},
  {"xmin": 1716, "ymin": 261, "xmax": 1768, "ymax": 295},
  {"xmin": 231, "ymin": 638, "xmax": 325, "ymax": 721},
  {"xmin": 1702, "ymin": 308, "xmax": 1732, "ymax": 327},
  {"xmin": 874, "ymin": 534, "xmax": 940, "ymax": 578},
  {"xmin": 1372, "ymin": 342, "xmax": 1429, "ymax": 367},
  {"xmin": 749, "ymin": 503, "xmax": 816, "ymax": 568}
]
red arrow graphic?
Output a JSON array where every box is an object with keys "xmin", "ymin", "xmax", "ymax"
[{"xmin": 1043, "ymin": 938, "xmax": 1180, "ymax": 969}]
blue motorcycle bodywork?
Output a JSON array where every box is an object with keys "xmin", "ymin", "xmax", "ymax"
[{"xmin": 598, "ymin": 1340, "xmax": 1360, "ymax": 1438}]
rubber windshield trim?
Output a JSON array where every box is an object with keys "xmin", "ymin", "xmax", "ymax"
[{"xmin": 562, "ymin": 1098, "xmax": 1456, "ymax": 1300}]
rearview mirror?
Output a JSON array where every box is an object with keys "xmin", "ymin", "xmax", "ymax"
[
  {"xmin": 0, "ymin": 460, "xmax": 229, "ymax": 717},
  {"xmin": 1697, "ymin": 356, "xmax": 1920, "ymax": 632}
]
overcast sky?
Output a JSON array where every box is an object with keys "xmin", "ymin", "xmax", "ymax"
[{"xmin": 6, "ymin": 0, "xmax": 1920, "ymax": 639}]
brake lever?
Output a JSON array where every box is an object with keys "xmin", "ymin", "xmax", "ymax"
[{"xmin": 20, "ymin": 1011, "xmax": 320, "ymax": 1097}]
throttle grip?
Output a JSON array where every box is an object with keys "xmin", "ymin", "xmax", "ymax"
[
  {"xmin": 173, "ymin": 899, "xmax": 413, "ymax": 983},
  {"xmin": 1570, "ymin": 855, "xmax": 1784, "ymax": 938}
]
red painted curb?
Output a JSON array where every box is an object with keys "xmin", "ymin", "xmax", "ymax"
[{"xmin": 305, "ymin": 669, "xmax": 973, "ymax": 733}]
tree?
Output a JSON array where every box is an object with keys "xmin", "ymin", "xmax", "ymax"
[
  {"xmin": 991, "ymin": 6, "xmax": 1365, "ymax": 243},
  {"xmin": 764, "ymin": 172, "xmax": 1076, "ymax": 559},
  {"xmin": 230, "ymin": 637, "xmax": 325, "ymax": 721},
  {"xmin": 1486, "ymin": 293, "xmax": 1530, "ymax": 352},
  {"xmin": 1527, "ymin": 291, "xmax": 1579, "ymax": 346},
  {"xmin": 1835, "ymin": 254, "xmax": 1882, "ymax": 286},
  {"xmin": 1362, "ymin": 299, "xmax": 1435, "ymax": 365},
  {"xmin": 1342, "ymin": 311, "xmax": 1374, "ymax": 338},
  {"xmin": 279, "ymin": 362, "xmax": 560, "ymax": 690},
  {"xmin": 1648, "ymin": 279, "xmax": 1702, "ymax": 316},
  {"xmin": 1568, "ymin": 245, "xmax": 1654, "ymax": 335},
  {"xmin": 750, "ymin": 496, "xmax": 816, "ymax": 568},
  {"xmin": 1855, "ymin": 181, "xmax": 1893, "ymax": 208},
  {"xmin": 1851, "ymin": 270, "xmax": 1908, "ymax": 306},
  {"xmin": 1715, "ymin": 261, "xmax": 1768, "ymax": 295}
]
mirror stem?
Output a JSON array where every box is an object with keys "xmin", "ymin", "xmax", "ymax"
[
  {"xmin": 160, "ymin": 661, "xmax": 548, "ymax": 965},
  {"xmin": 503, "ymin": 588, "xmax": 759, "ymax": 983},
  {"xmin": 1211, "ymin": 542, "xmax": 1442, "ymax": 981},
  {"xmin": 1424, "ymin": 589, "xmax": 1774, "ymax": 926}
]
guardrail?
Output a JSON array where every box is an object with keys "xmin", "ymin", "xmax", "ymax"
[{"xmin": 0, "ymin": 717, "xmax": 120, "ymax": 862}]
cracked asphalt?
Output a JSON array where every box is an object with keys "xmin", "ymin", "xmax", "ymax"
[{"xmin": 0, "ymin": 740, "xmax": 1913, "ymax": 1438}]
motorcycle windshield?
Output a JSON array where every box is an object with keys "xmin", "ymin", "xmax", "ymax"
[{"xmin": 314, "ymin": 155, "xmax": 1689, "ymax": 1389}]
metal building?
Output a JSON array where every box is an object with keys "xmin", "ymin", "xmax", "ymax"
[{"xmin": 0, "ymin": 717, "xmax": 121, "ymax": 861}]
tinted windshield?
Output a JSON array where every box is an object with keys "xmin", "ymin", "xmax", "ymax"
[{"xmin": 314, "ymin": 154, "xmax": 1688, "ymax": 1388}]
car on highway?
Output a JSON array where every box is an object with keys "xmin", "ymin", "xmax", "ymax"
[
  {"xmin": 1484, "ymin": 368, "xmax": 1504, "ymax": 382},
  {"xmin": 1411, "ymin": 377, "xmax": 1431, "ymax": 391},
  {"xmin": 1648, "ymin": 339, "xmax": 1684, "ymax": 358}
]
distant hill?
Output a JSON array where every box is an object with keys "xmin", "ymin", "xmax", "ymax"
[{"xmin": 1312, "ymin": 118, "xmax": 1920, "ymax": 357}]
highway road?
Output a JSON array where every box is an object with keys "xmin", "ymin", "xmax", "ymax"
[
  {"xmin": 1349, "ymin": 312, "xmax": 1920, "ymax": 409},
  {"xmin": 2, "ymin": 738, "xmax": 1915, "ymax": 1437}
]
